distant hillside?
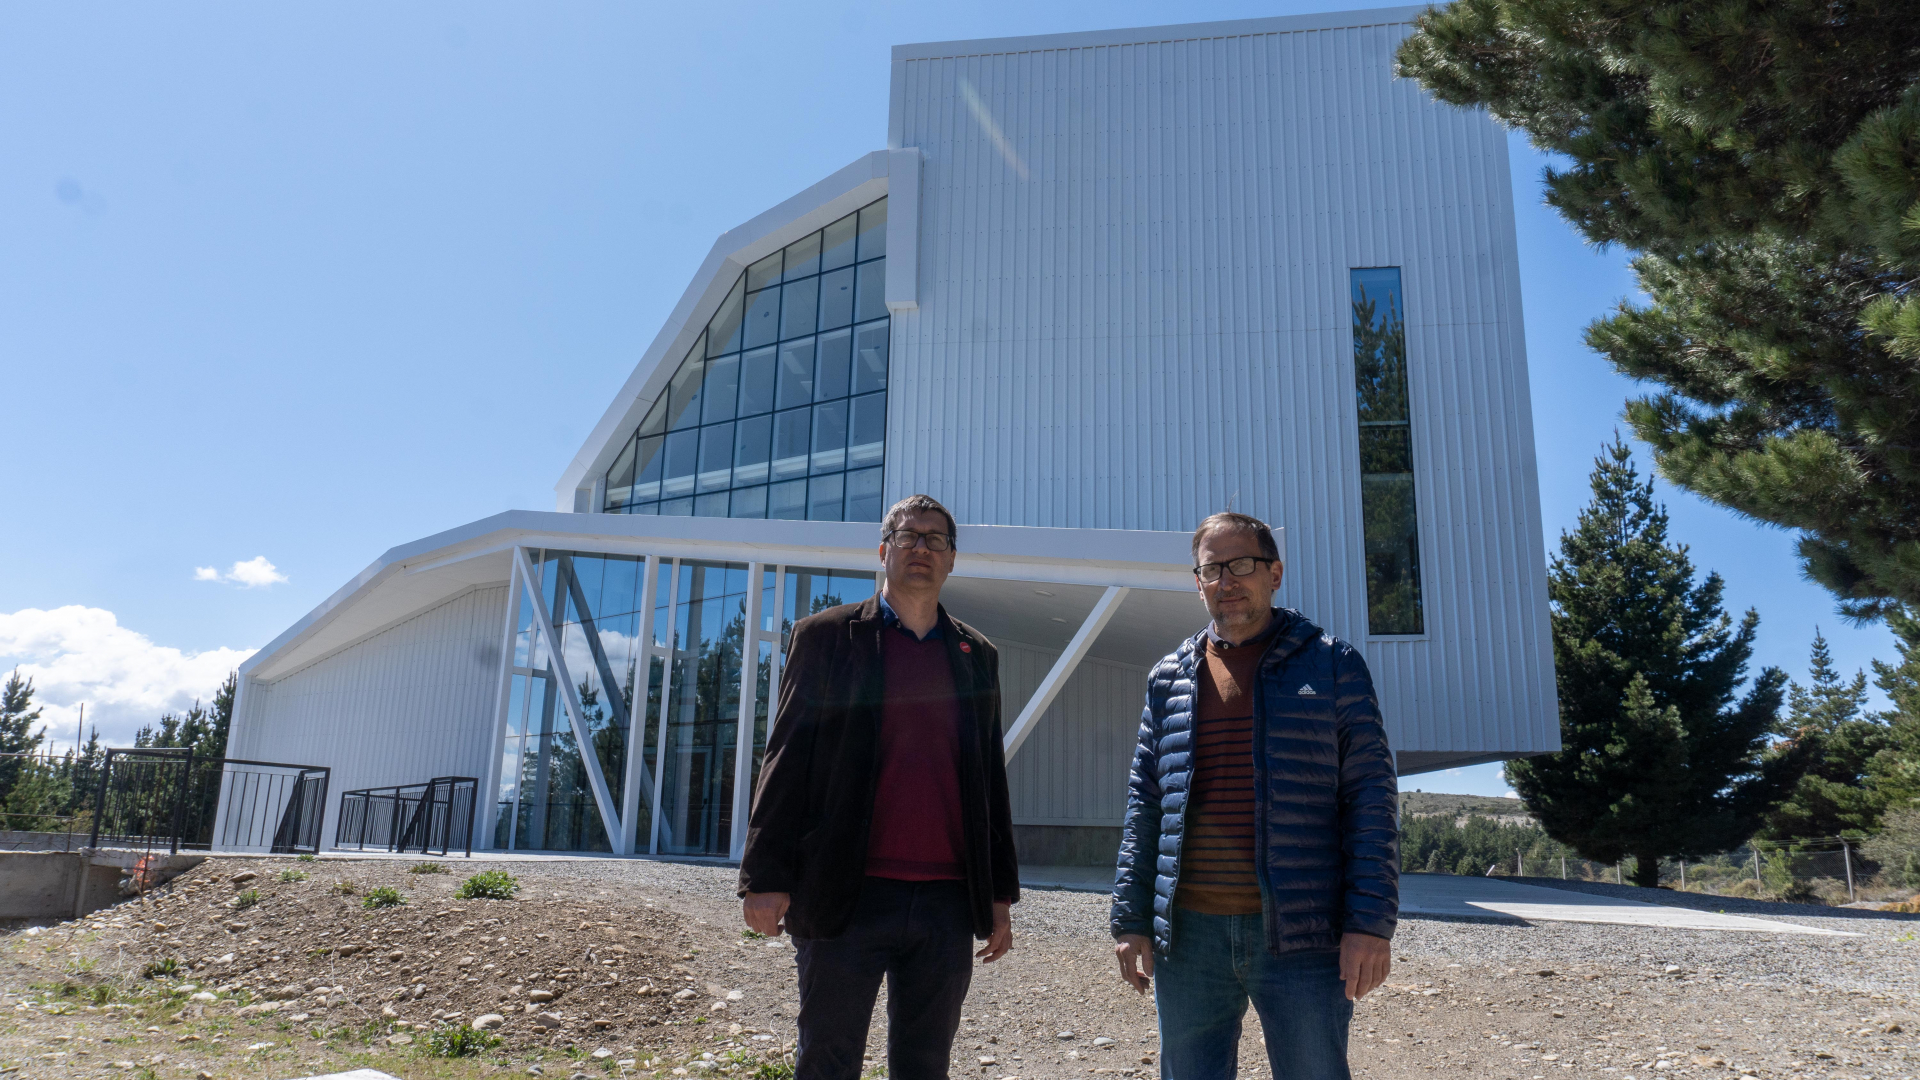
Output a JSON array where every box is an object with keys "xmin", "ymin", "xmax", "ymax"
[{"xmin": 1398, "ymin": 790, "xmax": 1534, "ymax": 822}]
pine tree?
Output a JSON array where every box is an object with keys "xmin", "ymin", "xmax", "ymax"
[
  {"xmin": 0, "ymin": 670, "xmax": 46, "ymax": 807},
  {"xmin": 1870, "ymin": 607, "xmax": 1920, "ymax": 813},
  {"xmin": 1762, "ymin": 631, "xmax": 1891, "ymax": 840},
  {"xmin": 1397, "ymin": 0, "xmax": 1920, "ymax": 618},
  {"xmin": 1508, "ymin": 439, "xmax": 1801, "ymax": 886}
]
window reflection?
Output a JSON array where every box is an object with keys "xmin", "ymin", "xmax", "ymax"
[
  {"xmin": 659, "ymin": 562, "xmax": 748, "ymax": 856},
  {"xmin": 606, "ymin": 197, "xmax": 890, "ymax": 522},
  {"xmin": 1352, "ymin": 267, "xmax": 1424, "ymax": 636}
]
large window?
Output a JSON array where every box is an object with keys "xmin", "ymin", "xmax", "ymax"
[
  {"xmin": 1351, "ymin": 267, "xmax": 1424, "ymax": 636},
  {"xmin": 605, "ymin": 198, "xmax": 891, "ymax": 523}
]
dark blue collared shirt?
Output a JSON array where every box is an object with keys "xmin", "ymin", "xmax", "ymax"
[
  {"xmin": 877, "ymin": 592, "xmax": 943, "ymax": 642},
  {"xmin": 1204, "ymin": 608, "xmax": 1285, "ymax": 650}
]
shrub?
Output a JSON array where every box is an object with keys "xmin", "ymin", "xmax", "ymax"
[
  {"xmin": 329, "ymin": 880, "xmax": 358, "ymax": 896},
  {"xmin": 278, "ymin": 869, "xmax": 309, "ymax": 883},
  {"xmin": 362, "ymin": 886, "xmax": 406, "ymax": 910},
  {"xmin": 427, "ymin": 1025, "xmax": 502, "ymax": 1058},
  {"xmin": 454, "ymin": 870, "xmax": 519, "ymax": 900},
  {"xmin": 408, "ymin": 861, "xmax": 448, "ymax": 875},
  {"xmin": 231, "ymin": 889, "xmax": 261, "ymax": 910},
  {"xmin": 141, "ymin": 958, "xmax": 180, "ymax": 980}
]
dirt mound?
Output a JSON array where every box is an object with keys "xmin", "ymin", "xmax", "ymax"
[{"xmin": 112, "ymin": 856, "xmax": 734, "ymax": 1047}]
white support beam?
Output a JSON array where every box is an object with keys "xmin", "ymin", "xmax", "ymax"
[
  {"xmin": 511, "ymin": 546, "xmax": 624, "ymax": 848},
  {"xmin": 729, "ymin": 563, "xmax": 765, "ymax": 861},
  {"xmin": 1003, "ymin": 585, "xmax": 1129, "ymax": 759},
  {"xmin": 619, "ymin": 555, "xmax": 660, "ymax": 855}
]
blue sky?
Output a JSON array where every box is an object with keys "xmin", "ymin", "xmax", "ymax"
[{"xmin": 0, "ymin": 1, "xmax": 1895, "ymax": 796}]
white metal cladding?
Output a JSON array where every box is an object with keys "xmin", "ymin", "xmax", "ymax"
[
  {"xmin": 999, "ymin": 638, "xmax": 1147, "ymax": 826},
  {"xmin": 884, "ymin": 12, "xmax": 1557, "ymax": 762},
  {"xmin": 234, "ymin": 585, "xmax": 508, "ymax": 848}
]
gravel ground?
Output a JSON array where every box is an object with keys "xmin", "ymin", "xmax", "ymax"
[{"xmin": 4, "ymin": 856, "xmax": 1918, "ymax": 1080}]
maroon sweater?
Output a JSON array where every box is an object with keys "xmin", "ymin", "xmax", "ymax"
[{"xmin": 865, "ymin": 631, "xmax": 967, "ymax": 881}]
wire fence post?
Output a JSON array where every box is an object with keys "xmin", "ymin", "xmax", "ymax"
[
  {"xmin": 1680, "ymin": 860, "xmax": 1686, "ymax": 890},
  {"xmin": 1842, "ymin": 840, "xmax": 1855, "ymax": 903},
  {"xmin": 1616, "ymin": 861, "xmax": 1623, "ymax": 885},
  {"xmin": 1560, "ymin": 855, "xmax": 1567, "ymax": 880},
  {"xmin": 1753, "ymin": 847, "xmax": 1761, "ymax": 886}
]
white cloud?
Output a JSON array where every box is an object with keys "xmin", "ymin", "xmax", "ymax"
[
  {"xmin": 0, "ymin": 606, "xmax": 256, "ymax": 752},
  {"xmin": 193, "ymin": 556, "xmax": 288, "ymax": 588},
  {"xmin": 1503, "ymin": 790, "xmax": 1519, "ymax": 799}
]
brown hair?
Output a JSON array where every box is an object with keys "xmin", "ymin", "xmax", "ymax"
[
  {"xmin": 1191, "ymin": 511, "xmax": 1280, "ymax": 564},
  {"xmin": 882, "ymin": 494, "xmax": 958, "ymax": 549}
]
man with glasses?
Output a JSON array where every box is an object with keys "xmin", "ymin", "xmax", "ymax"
[
  {"xmin": 739, "ymin": 493, "xmax": 1018, "ymax": 1080},
  {"xmin": 1111, "ymin": 512, "xmax": 1398, "ymax": 1080}
]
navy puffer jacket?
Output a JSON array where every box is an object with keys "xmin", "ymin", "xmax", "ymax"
[{"xmin": 1110, "ymin": 608, "xmax": 1399, "ymax": 956}]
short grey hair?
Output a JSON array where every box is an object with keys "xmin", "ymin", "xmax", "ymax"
[
  {"xmin": 882, "ymin": 494, "xmax": 958, "ymax": 549},
  {"xmin": 1192, "ymin": 511, "xmax": 1280, "ymax": 564}
]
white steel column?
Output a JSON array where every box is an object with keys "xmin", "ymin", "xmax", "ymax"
[
  {"xmin": 618, "ymin": 554, "xmax": 660, "ymax": 856},
  {"xmin": 729, "ymin": 563, "xmax": 765, "ymax": 860},
  {"xmin": 1003, "ymin": 586, "xmax": 1129, "ymax": 759},
  {"xmin": 479, "ymin": 557, "xmax": 525, "ymax": 852},
  {"xmin": 766, "ymin": 567, "xmax": 787, "ymax": 730},
  {"xmin": 511, "ymin": 546, "xmax": 623, "ymax": 848}
]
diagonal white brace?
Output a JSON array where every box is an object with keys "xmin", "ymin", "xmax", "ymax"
[
  {"xmin": 1003, "ymin": 585, "xmax": 1129, "ymax": 759},
  {"xmin": 511, "ymin": 546, "xmax": 624, "ymax": 848}
]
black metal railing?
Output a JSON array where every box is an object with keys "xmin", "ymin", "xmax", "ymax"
[
  {"xmin": 89, "ymin": 749, "xmax": 330, "ymax": 855},
  {"xmin": 335, "ymin": 777, "xmax": 477, "ymax": 857}
]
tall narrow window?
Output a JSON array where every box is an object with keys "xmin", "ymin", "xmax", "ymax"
[{"xmin": 1351, "ymin": 267, "xmax": 1424, "ymax": 636}]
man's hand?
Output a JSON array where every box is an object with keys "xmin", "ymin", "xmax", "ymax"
[
  {"xmin": 1340, "ymin": 932, "xmax": 1391, "ymax": 1000},
  {"xmin": 976, "ymin": 902, "xmax": 1013, "ymax": 963},
  {"xmin": 1114, "ymin": 933, "xmax": 1154, "ymax": 993},
  {"xmin": 742, "ymin": 891, "xmax": 790, "ymax": 937}
]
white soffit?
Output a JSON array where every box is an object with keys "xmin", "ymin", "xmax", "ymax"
[
  {"xmin": 241, "ymin": 510, "xmax": 1204, "ymax": 682},
  {"xmin": 554, "ymin": 150, "xmax": 910, "ymax": 508}
]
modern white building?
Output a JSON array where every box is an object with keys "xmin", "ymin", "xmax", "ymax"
[{"xmin": 228, "ymin": 7, "xmax": 1560, "ymax": 864}]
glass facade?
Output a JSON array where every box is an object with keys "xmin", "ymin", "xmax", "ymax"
[
  {"xmin": 492, "ymin": 550, "xmax": 873, "ymax": 856},
  {"xmin": 605, "ymin": 197, "xmax": 891, "ymax": 523},
  {"xmin": 1351, "ymin": 267, "xmax": 1424, "ymax": 636}
]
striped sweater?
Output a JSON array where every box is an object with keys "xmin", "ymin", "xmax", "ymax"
[{"xmin": 1172, "ymin": 635, "xmax": 1265, "ymax": 915}]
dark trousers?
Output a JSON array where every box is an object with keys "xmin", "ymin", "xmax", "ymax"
[{"xmin": 792, "ymin": 877, "xmax": 973, "ymax": 1080}]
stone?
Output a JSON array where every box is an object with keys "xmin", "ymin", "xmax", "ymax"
[
  {"xmin": 1886, "ymin": 1023, "xmax": 1905, "ymax": 1034},
  {"xmin": 472, "ymin": 1014, "xmax": 505, "ymax": 1031},
  {"xmin": 710, "ymin": 1000, "xmax": 729, "ymax": 1012},
  {"xmin": 529, "ymin": 989, "xmax": 556, "ymax": 1002},
  {"xmin": 525, "ymin": 1068, "xmax": 544, "ymax": 1077},
  {"xmin": 230, "ymin": 872, "xmax": 258, "ymax": 885},
  {"xmin": 592, "ymin": 1018, "xmax": 613, "ymax": 1029},
  {"xmin": 1092, "ymin": 1038, "xmax": 1115, "ymax": 1048},
  {"xmin": 726, "ymin": 989, "xmax": 745, "ymax": 1001},
  {"xmin": 674, "ymin": 988, "xmax": 697, "ymax": 1000},
  {"xmin": 245, "ymin": 1042, "xmax": 274, "ymax": 1051},
  {"xmin": 1057, "ymin": 1031, "xmax": 1076, "ymax": 1040},
  {"xmin": 288, "ymin": 1013, "xmax": 310, "ymax": 1023},
  {"xmin": 386, "ymin": 1034, "xmax": 413, "ymax": 1046},
  {"xmin": 189, "ymin": 992, "xmax": 216, "ymax": 1003},
  {"xmin": 980, "ymin": 1058, "xmax": 998, "ymax": 1066},
  {"xmin": 172, "ymin": 984, "xmax": 198, "ymax": 995},
  {"xmin": 592, "ymin": 1049, "xmax": 615, "ymax": 1059},
  {"xmin": 1662, "ymin": 965, "xmax": 1681, "ymax": 974},
  {"xmin": 381, "ymin": 1004, "xmax": 399, "ymax": 1018}
]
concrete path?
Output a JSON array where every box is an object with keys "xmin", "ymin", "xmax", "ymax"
[{"xmin": 1399, "ymin": 873, "xmax": 1855, "ymax": 935}]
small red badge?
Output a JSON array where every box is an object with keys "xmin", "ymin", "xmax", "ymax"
[{"xmin": 959, "ymin": 642, "xmax": 972, "ymax": 653}]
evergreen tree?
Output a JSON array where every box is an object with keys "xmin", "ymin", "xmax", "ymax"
[
  {"xmin": 1762, "ymin": 631, "xmax": 1892, "ymax": 840},
  {"xmin": 1508, "ymin": 439, "xmax": 1801, "ymax": 886},
  {"xmin": 1869, "ymin": 607, "xmax": 1920, "ymax": 813},
  {"xmin": 0, "ymin": 670, "xmax": 46, "ymax": 806},
  {"xmin": 1397, "ymin": 0, "xmax": 1920, "ymax": 618}
]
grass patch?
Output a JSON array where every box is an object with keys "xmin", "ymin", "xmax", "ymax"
[
  {"xmin": 231, "ymin": 888, "xmax": 261, "ymax": 910},
  {"xmin": 361, "ymin": 886, "xmax": 406, "ymax": 910},
  {"xmin": 278, "ymin": 869, "xmax": 309, "ymax": 883},
  {"xmin": 408, "ymin": 861, "xmax": 448, "ymax": 875},
  {"xmin": 454, "ymin": 870, "xmax": 519, "ymax": 900},
  {"xmin": 329, "ymin": 880, "xmax": 358, "ymax": 896},
  {"xmin": 741, "ymin": 929, "xmax": 766, "ymax": 941},
  {"xmin": 142, "ymin": 958, "xmax": 181, "ymax": 980},
  {"xmin": 426, "ymin": 1025, "xmax": 502, "ymax": 1058},
  {"xmin": 296, "ymin": 853, "xmax": 317, "ymax": 862}
]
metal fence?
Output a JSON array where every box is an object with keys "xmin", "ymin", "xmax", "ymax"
[
  {"xmin": 89, "ymin": 749, "xmax": 330, "ymax": 856},
  {"xmin": 1441, "ymin": 838, "xmax": 1912, "ymax": 905},
  {"xmin": 335, "ymin": 777, "xmax": 477, "ymax": 857}
]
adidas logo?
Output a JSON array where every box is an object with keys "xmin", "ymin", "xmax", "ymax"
[{"xmin": 1297, "ymin": 684, "xmax": 1317, "ymax": 696}]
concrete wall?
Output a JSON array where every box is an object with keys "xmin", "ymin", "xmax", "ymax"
[{"xmin": 0, "ymin": 852, "xmax": 203, "ymax": 922}]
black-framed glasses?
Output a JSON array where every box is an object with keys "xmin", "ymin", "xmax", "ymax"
[
  {"xmin": 1194, "ymin": 556, "xmax": 1274, "ymax": 583},
  {"xmin": 883, "ymin": 529, "xmax": 954, "ymax": 552}
]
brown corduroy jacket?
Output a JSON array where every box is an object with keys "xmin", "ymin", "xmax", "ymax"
[{"xmin": 736, "ymin": 594, "xmax": 1020, "ymax": 940}]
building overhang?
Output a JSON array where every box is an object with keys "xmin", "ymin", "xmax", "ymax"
[{"xmin": 240, "ymin": 510, "xmax": 1218, "ymax": 684}]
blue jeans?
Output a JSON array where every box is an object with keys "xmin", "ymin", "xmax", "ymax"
[{"xmin": 1154, "ymin": 908, "xmax": 1353, "ymax": 1080}]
